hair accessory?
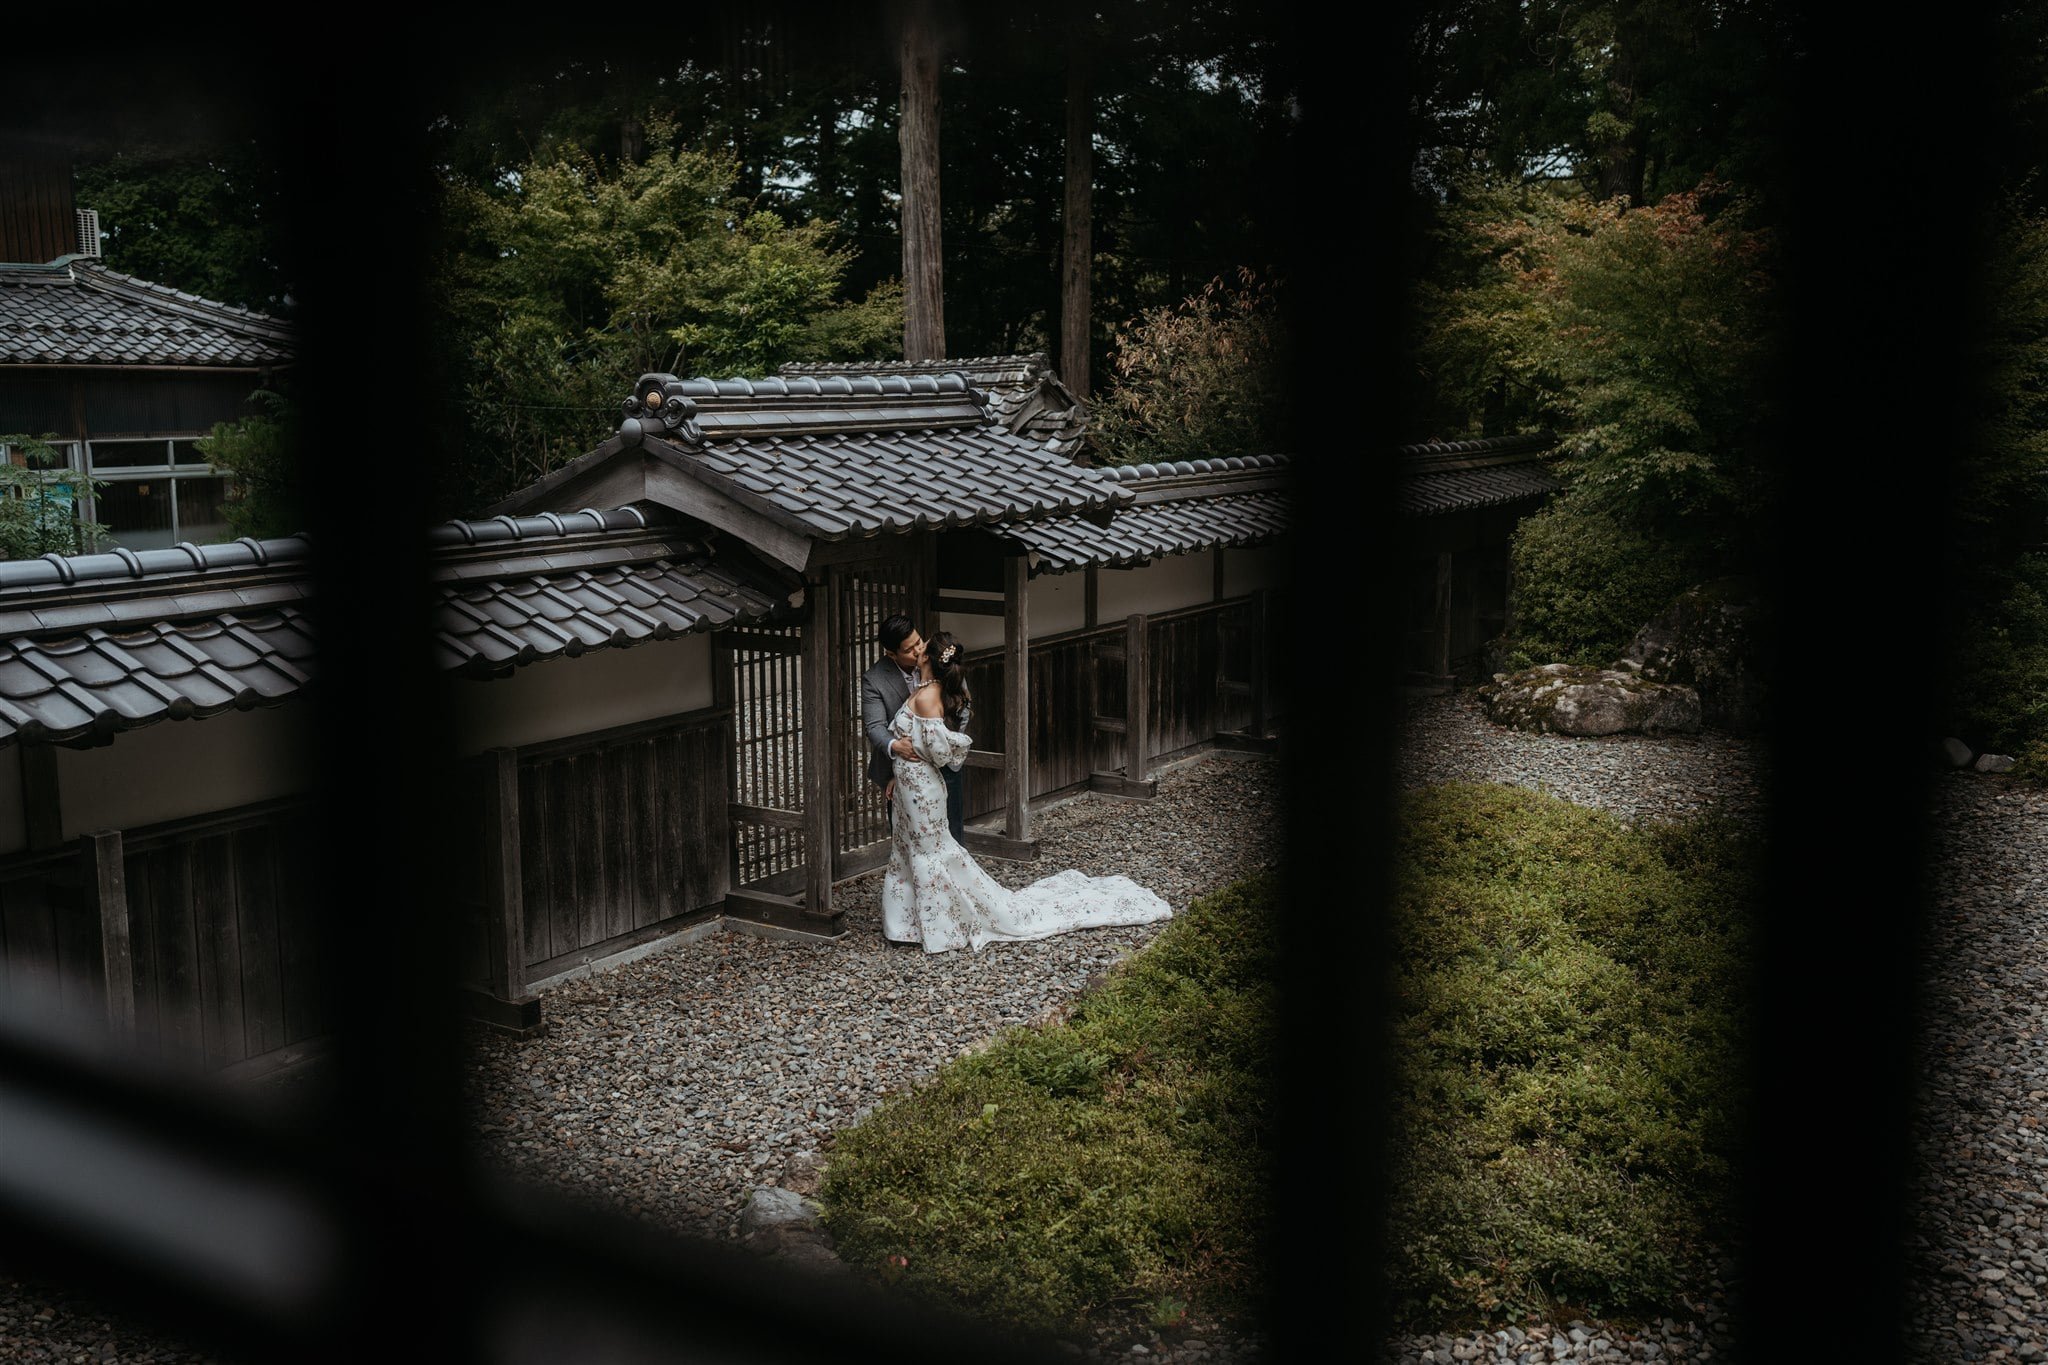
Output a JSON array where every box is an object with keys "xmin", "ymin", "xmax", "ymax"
[{"xmin": 938, "ymin": 644, "xmax": 958, "ymax": 666}]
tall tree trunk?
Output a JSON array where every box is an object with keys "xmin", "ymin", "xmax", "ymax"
[
  {"xmin": 899, "ymin": 0, "xmax": 945, "ymax": 362},
  {"xmin": 1060, "ymin": 19, "xmax": 1093, "ymax": 400},
  {"xmin": 1594, "ymin": 42, "xmax": 1647, "ymax": 206}
]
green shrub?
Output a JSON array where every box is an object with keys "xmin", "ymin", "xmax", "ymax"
[
  {"xmin": 1950, "ymin": 553, "xmax": 2048, "ymax": 779},
  {"xmin": 820, "ymin": 877, "xmax": 1277, "ymax": 1333},
  {"xmin": 1504, "ymin": 495, "xmax": 1705, "ymax": 668},
  {"xmin": 1387, "ymin": 783, "xmax": 1754, "ymax": 1324}
]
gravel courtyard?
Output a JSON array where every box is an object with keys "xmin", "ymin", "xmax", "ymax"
[{"xmin": 6, "ymin": 694, "xmax": 2044, "ymax": 1364}]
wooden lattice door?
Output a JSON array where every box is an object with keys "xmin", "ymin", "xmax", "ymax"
[
  {"xmin": 834, "ymin": 558, "xmax": 916, "ymax": 870},
  {"xmin": 725, "ymin": 624, "xmax": 806, "ymax": 892}
]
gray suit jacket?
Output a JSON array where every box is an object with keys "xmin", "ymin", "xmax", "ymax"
[{"xmin": 860, "ymin": 657, "xmax": 913, "ymax": 788}]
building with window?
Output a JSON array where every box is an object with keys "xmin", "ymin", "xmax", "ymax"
[{"xmin": 0, "ymin": 142, "xmax": 295, "ymax": 552}]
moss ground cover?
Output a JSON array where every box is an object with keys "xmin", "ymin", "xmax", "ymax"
[
  {"xmin": 819, "ymin": 875, "xmax": 1277, "ymax": 1334},
  {"xmin": 1389, "ymin": 782, "xmax": 1755, "ymax": 1326}
]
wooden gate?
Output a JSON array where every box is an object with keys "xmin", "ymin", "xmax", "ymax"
[
  {"xmin": 724, "ymin": 624, "xmax": 806, "ymax": 892},
  {"xmin": 834, "ymin": 558, "xmax": 916, "ymax": 872}
]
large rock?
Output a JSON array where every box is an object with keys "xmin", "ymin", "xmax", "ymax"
[
  {"xmin": 1481, "ymin": 663, "xmax": 1702, "ymax": 737},
  {"xmin": 738, "ymin": 1186, "xmax": 848, "ymax": 1275},
  {"xmin": 1618, "ymin": 578, "xmax": 1767, "ymax": 733}
]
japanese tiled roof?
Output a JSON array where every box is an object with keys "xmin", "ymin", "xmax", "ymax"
[
  {"xmin": 593, "ymin": 372, "xmax": 1127, "ymax": 541},
  {"xmin": 429, "ymin": 507, "xmax": 790, "ymax": 677},
  {"xmin": 1399, "ymin": 434, "xmax": 1559, "ymax": 516},
  {"xmin": 996, "ymin": 455, "xmax": 1289, "ymax": 573},
  {"xmin": 0, "ymin": 509, "xmax": 790, "ymax": 746},
  {"xmin": 0, "ymin": 257, "xmax": 296, "ymax": 368},
  {"xmin": 779, "ymin": 354, "xmax": 1089, "ymax": 459}
]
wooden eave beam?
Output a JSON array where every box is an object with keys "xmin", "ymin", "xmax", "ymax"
[{"xmin": 640, "ymin": 454, "xmax": 815, "ymax": 573}]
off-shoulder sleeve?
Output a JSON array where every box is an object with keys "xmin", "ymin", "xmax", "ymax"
[{"xmin": 906, "ymin": 713, "xmax": 972, "ymax": 769}]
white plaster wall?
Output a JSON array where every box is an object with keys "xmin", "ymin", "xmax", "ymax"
[
  {"xmin": 1098, "ymin": 551, "xmax": 1217, "ymax": 621},
  {"xmin": 935, "ymin": 570, "xmax": 1088, "ymax": 652},
  {"xmin": 53, "ymin": 703, "xmax": 318, "ymax": 841},
  {"xmin": 937, "ymin": 547, "xmax": 1287, "ymax": 649},
  {"xmin": 1223, "ymin": 545, "xmax": 1287, "ymax": 597},
  {"xmin": 935, "ymin": 595, "xmax": 1005, "ymax": 652},
  {"xmin": 0, "ymin": 744, "xmax": 25, "ymax": 855},
  {"xmin": 449, "ymin": 633, "xmax": 716, "ymax": 754}
]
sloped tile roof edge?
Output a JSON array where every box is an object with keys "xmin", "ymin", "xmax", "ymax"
[
  {"xmin": 0, "ymin": 511, "xmax": 795, "ymax": 746},
  {"xmin": 72, "ymin": 260, "xmax": 298, "ymax": 349}
]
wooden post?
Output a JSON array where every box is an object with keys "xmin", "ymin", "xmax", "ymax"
[
  {"xmin": 1435, "ymin": 551, "xmax": 1454, "ymax": 679},
  {"xmin": 801, "ymin": 571, "xmax": 838, "ymax": 922},
  {"xmin": 1004, "ymin": 553, "xmax": 1031, "ymax": 840},
  {"xmin": 1125, "ymin": 611, "xmax": 1150, "ymax": 783},
  {"xmin": 1059, "ymin": 19, "xmax": 1093, "ymax": 400},
  {"xmin": 23, "ymin": 742, "xmax": 60, "ymax": 852},
  {"xmin": 482, "ymin": 748, "xmax": 525, "ymax": 1005},
  {"xmin": 1247, "ymin": 588, "xmax": 1271, "ymax": 738},
  {"xmin": 711, "ymin": 634, "xmax": 742, "ymax": 892},
  {"xmin": 82, "ymin": 829, "xmax": 132, "ymax": 1039}
]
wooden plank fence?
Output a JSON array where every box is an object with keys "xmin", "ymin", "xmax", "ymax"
[
  {"xmin": 457, "ymin": 706, "xmax": 731, "ymax": 1007},
  {"xmin": 961, "ymin": 590, "xmax": 1281, "ymax": 822},
  {"xmin": 0, "ymin": 795, "xmax": 327, "ymax": 1072}
]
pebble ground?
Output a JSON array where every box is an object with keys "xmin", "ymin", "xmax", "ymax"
[{"xmin": 5, "ymin": 694, "xmax": 2041, "ymax": 1365}]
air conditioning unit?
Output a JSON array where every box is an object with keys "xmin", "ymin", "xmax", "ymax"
[{"xmin": 75, "ymin": 208, "xmax": 101, "ymax": 258}]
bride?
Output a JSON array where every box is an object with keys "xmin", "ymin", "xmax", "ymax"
[{"xmin": 879, "ymin": 631, "xmax": 1174, "ymax": 953}]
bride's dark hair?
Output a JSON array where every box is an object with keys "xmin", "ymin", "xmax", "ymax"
[{"xmin": 927, "ymin": 630, "xmax": 971, "ymax": 728}]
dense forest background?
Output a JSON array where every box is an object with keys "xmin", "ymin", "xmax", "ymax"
[{"xmin": 21, "ymin": 2, "xmax": 2048, "ymax": 764}]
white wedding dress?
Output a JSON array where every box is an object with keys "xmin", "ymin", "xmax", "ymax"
[{"xmin": 879, "ymin": 686, "xmax": 1173, "ymax": 953}]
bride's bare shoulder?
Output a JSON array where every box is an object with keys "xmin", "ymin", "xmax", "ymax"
[{"xmin": 909, "ymin": 681, "xmax": 943, "ymax": 717}]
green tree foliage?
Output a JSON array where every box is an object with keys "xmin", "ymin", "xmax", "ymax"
[
  {"xmin": 1089, "ymin": 268, "xmax": 1290, "ymax": 465},
  {"xmin": 1408, "ymin": 0, "xmax": 1793, "ymax": 208},
  {"xmin": 195, "ymin": 388, "xmax": 302, "ymax": 541},
  {"xmin": 1417, "ymin": 178, "xmax": 1776, "ymax": 662},
  {"xmin": 0, "ymin": 437, "xmax": 105, "ymax": 560},
  {"xmin": 433, "ymin": 131, "xmax": 902, "ymax": 511},
  {"xmin": 72, "ymin": 144, "xmax": 292, "ymax": 314}
]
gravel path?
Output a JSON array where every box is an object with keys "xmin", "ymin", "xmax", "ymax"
[
  {"xmin": 9, "ymin": 694, "xmax": 2041, "ymax": 1365},
  {"xmin": 457, "ymin": 747, "xmax": 1285, "ymax": 1361},
  {"xmin": 1906, "ymin": 777, "xmax": 2048, "ymax": 1362}
]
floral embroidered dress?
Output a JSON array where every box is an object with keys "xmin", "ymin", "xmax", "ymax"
[{"xmin": 879, "ymin": 682, "xmax": 1173, "ymax": 953}]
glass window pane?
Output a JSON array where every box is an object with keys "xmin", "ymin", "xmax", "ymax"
[
  {"xmin": 173, "ymin": 475, "xmax": 233, "ymax": 545},
  {"xmin": 90, "ymin": 440, "xmax": 172, "ymax": 471},
  {"xmin": 172, "ymin": 440, "xmax": 208, "ymax": 466},
  {"xmin": 96, "ymin": 479, "xmax": 175, "ymax": 551}
]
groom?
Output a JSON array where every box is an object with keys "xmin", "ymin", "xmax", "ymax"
[{"xmin": 860, "ymin": 613, "xmax": 966, "ymax": 842}]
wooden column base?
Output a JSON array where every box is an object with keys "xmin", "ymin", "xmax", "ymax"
[
  {"xmin": 458, "ymin": 987, "xmax": 543, "ymax": 1037},
  {"xmin": 960, "ymin": 829, "xmax": 1041, "ymax": 861},
  {"xmin": 726, "ymin": 888, "xmax": 846, "ymax": 938},
  {"xmin": 1088, "ymin": 771, "xmax": 1159, "ymax": 799}
]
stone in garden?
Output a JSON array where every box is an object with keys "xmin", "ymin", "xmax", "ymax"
[
  {"xmin": 1944, "ymin": 737, "xmax": 1976, "ymax": 769},
  {"xmin": 1480, "ymin": 663, "xmax": 1701, "ymax": 737},
  {"xmin": 1977, "ymin": 753, "xmax": 2017, "ymax": 774},
  {"xmin": 1617, "ymin": 578, "xmax": 1768, "ymax": 732}
]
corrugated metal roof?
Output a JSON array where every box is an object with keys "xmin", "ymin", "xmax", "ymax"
[
  {"xmin": 616, "ymin": 372, "xmax": 1126, "ymax": 541},
  {"xmin": 998, "ymin": 454, "xmax": 1290, "ymax": 572},
  {"xmin": 0, "ymin": 510, "xmax": 791, "ymax": 745},
  {"xmin": 0, "ymin": 258, "xmax": 296, "ymax": 368}
]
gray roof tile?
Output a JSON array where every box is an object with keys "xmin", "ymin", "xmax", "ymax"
[
  {"xmin": 0, "ymin": 510, "xmax": 793, "ymax": 744},
  {"xmin": 1398, "ymin": 437, "xmax": 1560, "ymax": 515},
  {"xmin": 1000, "ymin": 459, "xmax": 1293, "ymax": 572},
  {"xmin": 616, "ymin": 371, "xmax": 1128, "ymax": 539},
  {"xmin": 0, "ymin": 260, "xmax": 296, "ymax": 369}
]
